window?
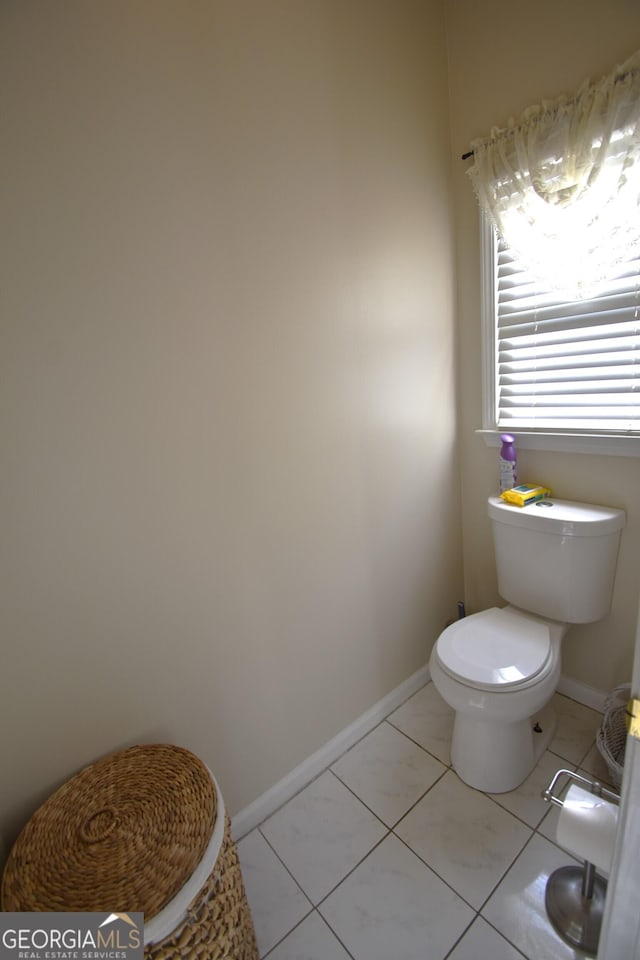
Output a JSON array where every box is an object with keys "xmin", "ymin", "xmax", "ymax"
[
  {"xmin": 469, "ymin": 51, "xmax": 640, "ymax": 455},
  {"xmin": 482, "ymin": 217, "xmax": 640, "ymax": 443}
]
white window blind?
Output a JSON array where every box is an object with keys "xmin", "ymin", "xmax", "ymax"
[{"xmin": 494, "ymin": 233, "xmax": 640, "ymax": 434}]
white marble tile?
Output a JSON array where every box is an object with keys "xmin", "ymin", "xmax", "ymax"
[
  {"xmin": 266, "ymin": 911, "xmax": 351, "ymax": 960},
  {"xmin": 548, "ymin": 694, "xmax": 600, "ymax": 767},
  {"xmin": 395, "ymin": 770, "xmax": 531, "ymax": 910},
  {"xmin": 237, "ymin": 828, "xmax": 311, "ymax": 958},
  {"xmin": 260, "ymin": 770, "xmax": 387, "ymax": 904},
  {"xmin": 482, "ymin": 833, "xmax": 582, "ymax": 960},
  {"xmin": 319, "ymin": 833, "xmax": 474, "ymax": 960},
  {"xmin": 489, "ymin": 750, "xmax": 573, "ymax": 829},
  {"xmin": 447, "ymin": 916, "xmax": 525, "ymax": 960},
  {"xmin": 386, "ymin": 681, "xmax": 453, "ymax": 765},
  {"xmin": 331, "ymin": 720, "xmax": 446, "ymax": 826}
]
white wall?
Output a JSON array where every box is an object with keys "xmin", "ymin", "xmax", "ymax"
[
  {"xmin": 447, "ymin": 1, "xmax": 640, "ymax": 692},
  {"xmin": 0, "ymin": 0, "xmax": 460, "ymax": 846}
]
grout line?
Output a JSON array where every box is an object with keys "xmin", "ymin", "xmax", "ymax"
[
  {"xmin": 254, "ymin": 825, "xmax": 315, "ymax": 904},
  {"xmin": 442, "ymin": 914, "xmax": 530, "ymax": 960},
  {"xmin": 441, "ymin": 915, "xmax": 477, "ymax": 960},
  {"xmin": 329, "ymin": 742, "xmax": 450, "ymax": 831},
  {"xmin": 314, "ymin": 829, "xmax": 392, "ymax": 909},
  {"xmin": 256, "ymin": 775, "xmax": 394, "ymax": 912},
  {"xmin": 249, "ymin": 684, "xmax": 604, "ymax": 960},
  {"xmin": 313, "ymin": 910, "xmax": 358, "ymax": 960},
  {"xmin": 391, "ymin": 828, "xmax": 479, "ymax": 912},
  {"xmin": 259, "ymin": 908, "xmax": 314, "ymax": 959},
  {"xmin": 387, "ymin": 765, "xmax": 450, "ymax": 830},
  {"xmin": 325, "ymin": 767, "xmax": 389, "ymax": 824},
  {"xmin": 385, "ymin": 716, "xmax": 454, "ymax": 768},
  {"xmin": 259, "ymin": 907, "xmax": 359, "ymax": 960},
  {"xmin": 474, "ymin": 829, "xmax": 539, "ymax": 916}
]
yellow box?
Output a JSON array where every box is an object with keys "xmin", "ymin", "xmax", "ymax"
[{"xmin": 501, "ymin": 484, "xmax": 552, "ymax": 507}]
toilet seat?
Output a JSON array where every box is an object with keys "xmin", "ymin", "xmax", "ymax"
[{"xmin": 436, "ymin": 607, "xmax": 553, "ymax": 691}]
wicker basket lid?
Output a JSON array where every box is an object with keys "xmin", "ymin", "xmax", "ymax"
[{"xmin": 1, "ymin": 744, "xmax": 217, "ymax": 919}]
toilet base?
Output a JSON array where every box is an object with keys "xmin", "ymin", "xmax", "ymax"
[{"xmin": 451, "ymin": 702, "xmax": 557, "ymax": 793}]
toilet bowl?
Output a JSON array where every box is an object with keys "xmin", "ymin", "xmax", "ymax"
[
  {"xmin": 430, "ymin": 496, "xmax": 625, "ymax": 794},
  {"xmin": 430, "ymin": 606, "xmax": 566, "ymax": 792}
]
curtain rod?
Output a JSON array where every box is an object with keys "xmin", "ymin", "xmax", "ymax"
[{"xmin": 460, "ymin": 60, "xmax": 639, "ymax": 163}]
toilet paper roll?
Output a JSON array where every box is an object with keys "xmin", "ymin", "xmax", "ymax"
[{"xmin": 556, "ymin": 784, "xmax": 619, "ymax": 873}]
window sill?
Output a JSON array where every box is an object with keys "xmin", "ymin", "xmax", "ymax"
[{"xmin": 477, "ymin": 429, "xmax": 640, "ymax": 458}]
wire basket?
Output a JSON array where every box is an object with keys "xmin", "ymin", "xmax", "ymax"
[{"xmin": 596, "ymin": 683, "xmax": 630, "ymax": 789}]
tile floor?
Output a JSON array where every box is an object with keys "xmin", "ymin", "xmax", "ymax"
[{"xmin": 237, "ymin": 682, "xmax": 615, "ymax": 960}]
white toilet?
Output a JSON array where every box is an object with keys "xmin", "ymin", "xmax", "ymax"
[{"xmin": 430, "ymin": 495, "xmax": 625, "ymax": 793}]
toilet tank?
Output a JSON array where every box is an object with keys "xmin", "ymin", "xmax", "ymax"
[{"xmin": 488, "ymin": 496, "xmax": 625, "ymax": 623}]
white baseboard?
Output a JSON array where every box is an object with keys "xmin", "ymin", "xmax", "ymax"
[
  {"xmin": 557, "ymin": 674, "xmax": 608, "ymax": 713},
  {"xmin": 232, "ymin": 663, "xmax": 431, "ymax": 839},
  {"xmin": 232, "ymin": 666, "xmax": 606, "ymax": 839}
]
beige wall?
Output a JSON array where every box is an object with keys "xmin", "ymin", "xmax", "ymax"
[
  {"xmin": 0, "ymin": 1, "xmax": 460, "ymax": 846},
  {"xmin": 447, "ymin": 1, "xmax": 640, "ymax": 691}
]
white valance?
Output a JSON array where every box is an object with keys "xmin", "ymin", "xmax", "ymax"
[{"xmin": 467, "ymin": 50, "xmax": 640, "ymax": 298}]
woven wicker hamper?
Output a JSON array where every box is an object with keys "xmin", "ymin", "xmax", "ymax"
[{"xmin": 1, "ymin": 744, "xmax": 258, "ymax": 960}]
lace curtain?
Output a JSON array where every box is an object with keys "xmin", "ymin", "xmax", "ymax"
[{"xmin": 467, "ymin": 50, "xmax": 640, "ymax": 298}]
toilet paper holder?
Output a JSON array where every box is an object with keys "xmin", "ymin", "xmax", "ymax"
[
  {"xmin": 542, "ymin": 768, "xmax": 620, "ymax": 956},
  {"xmin": 543, "ymin": 766, "xmax": 620, "ymax": 808}
]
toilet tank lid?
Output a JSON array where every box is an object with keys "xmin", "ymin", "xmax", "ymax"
[{"xmin": 488, "ymin": 496, "xmax": 625, "ymax": 537}]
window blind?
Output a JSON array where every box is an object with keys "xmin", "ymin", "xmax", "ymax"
[{"xmin": 495, "ymin": 235, "xmax": 640, "ymax": 433}]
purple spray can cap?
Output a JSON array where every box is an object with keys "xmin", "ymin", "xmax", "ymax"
[{"xmin": 500, "ymin": 434, "xmax": 516, "ymax": 461}]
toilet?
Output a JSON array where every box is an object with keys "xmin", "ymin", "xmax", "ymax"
[{"xmin": 430, "ymin": 495, "xmax": 625, "ymax": 793}]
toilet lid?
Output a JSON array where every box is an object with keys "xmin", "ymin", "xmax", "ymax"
[{"xmin": 437, "ymin": 607, "xmax": 552, "ymax": 688}]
